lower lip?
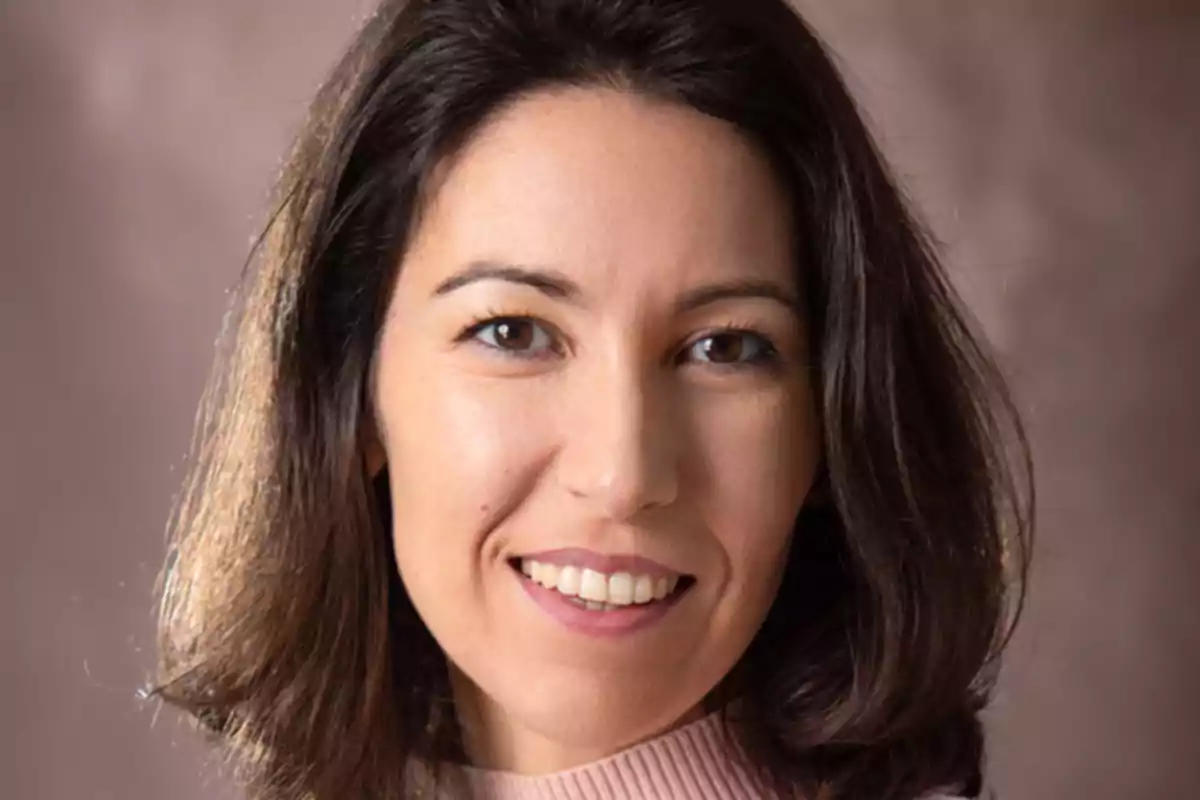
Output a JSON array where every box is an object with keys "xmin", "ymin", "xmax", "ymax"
[{"xmin": 516, "ymin": 572, "xmax": 685, "ymax": 637}]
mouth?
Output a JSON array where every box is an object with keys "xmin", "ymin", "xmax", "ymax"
[{"xmin": 508, "ymin": 555, "xmax": 696, "ymax": 613}]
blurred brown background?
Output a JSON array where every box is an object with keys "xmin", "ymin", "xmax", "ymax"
[{"xmin": 2, "ymin": 1, "xmax": 1198, "ymax": 798}]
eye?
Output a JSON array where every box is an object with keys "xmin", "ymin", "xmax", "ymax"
[
  {"xmin": 468, "ymin": 317, "xmax": 558, "ymax": 357},
  {"xmin": 683, "ymin": 330, "xmax": 777, "ymax": 367}
]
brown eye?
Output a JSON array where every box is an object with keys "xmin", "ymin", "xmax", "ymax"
[
  {"xmin": 700, "ymin": 333, "xmax": 746, "ymax": 363},
  {"xmin": 471, "ymin": 317, "xmax": 556, "ymax": 356},
  {"xmin": 684, "ymin": 330, "xmax": 775, "ymax": 367},
  {"xmin": 493, "ymin": 320, "xmax": 534, "ymax": 349}
]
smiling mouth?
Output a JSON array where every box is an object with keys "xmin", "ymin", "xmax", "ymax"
[{"xmin": 508, "ymin": 557, "xmax": 695, "ymax": 612}]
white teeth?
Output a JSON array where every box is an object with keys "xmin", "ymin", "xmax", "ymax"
[
  {"xmin": 579, "ymin": 569, "xmax": 608, "ymax": 602},
  {"xmin": 538, "ymin": 563, "xmax": 560, "ymax": 589},
  {"xmin": 608, "ymin": 572, "xmax": 634, "ymax": 605},
  {"xmin": 518, "ymin": 558, "xmax": 685, "ymax": 608},
  {"xmin": 634, "ymin": 574, "xmax": 654, "ymax": 604},
  {"xmin": 556, "ymin": 565, "xmax": 581, "ymax": 595}
]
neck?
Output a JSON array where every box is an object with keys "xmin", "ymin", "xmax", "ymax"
[{"xmin": 449, "ymin": 665, "xmax": 705, "ymax": 775}]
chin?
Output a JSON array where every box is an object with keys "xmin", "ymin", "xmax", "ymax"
[{"xmin": 490, "ymin": 664, "xmax": 703, "ymax": 758}]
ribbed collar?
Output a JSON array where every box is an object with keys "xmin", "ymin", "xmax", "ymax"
[{"xmin": 457, "ymin": 711, "xmax": 774, "ymax": 799}]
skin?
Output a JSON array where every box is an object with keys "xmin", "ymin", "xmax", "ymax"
[{"xmin": 371, "ymin": 86, "xmax": 821, "ymax": 775}]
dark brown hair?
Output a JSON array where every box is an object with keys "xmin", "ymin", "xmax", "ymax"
[{"xmin": 152, "ymin": 1, "xmax": 1033, "ymax": 798}]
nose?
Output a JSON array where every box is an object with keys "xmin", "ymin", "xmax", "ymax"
[{"xmin": 556, "ymin": 365, "xmax": 680, "ymax": 521}]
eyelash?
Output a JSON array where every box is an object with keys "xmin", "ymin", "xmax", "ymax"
[
  {"xmin": 456, "ymin": 311, "xmax": 782, "ymax": 372},
  {"xmin": 457, "ymin": 309, "xmax": 566, "ymax": 361},
  {"xmin": 680, "ymin": 322, "xmax": 782, "ymax": 372}
]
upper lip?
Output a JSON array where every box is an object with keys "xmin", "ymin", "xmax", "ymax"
[{"xmin": 515, "ymin": 547, "xmax": 687, "ymax": 580}]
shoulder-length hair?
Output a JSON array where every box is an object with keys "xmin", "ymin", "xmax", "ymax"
[{"xmin": 152, "ymin": 1, "xmax": 1033, "ymax": 798}]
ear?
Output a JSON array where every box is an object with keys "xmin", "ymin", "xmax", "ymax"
[
  {"xmin": 802, "ymin": 460, "xmax": 832, "ymax": 508},
  {"xmin": 360, "ymin": 405, "xmax": 388, "ymax": 478},
  {"xmin": 365, "ymin": 439, "xmax": 387, "ymax": 478}
]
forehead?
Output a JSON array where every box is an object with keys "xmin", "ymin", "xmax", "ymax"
[{"xmin": 401, "ymin": 86, "xmax": 797, "ymax": 297}]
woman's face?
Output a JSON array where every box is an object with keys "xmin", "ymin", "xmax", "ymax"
[{"xmin": 373, "ymin": 87, "xmax": 820, "ymax": 774}]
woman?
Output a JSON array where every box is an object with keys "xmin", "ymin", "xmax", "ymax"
[{"xmin": 152, "ymin": 0, "xmax": 1033, "ymax": 798}]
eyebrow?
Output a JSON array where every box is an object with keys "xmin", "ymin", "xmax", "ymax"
[
  {"xmin": 432, "ymin": 260, "xmax": 801, "ymax": 315},
  {"xmin": 432, "ymin": 261, "xmax": 581, "ymax": 301},
  {"xmin": 675, "ymin": 280, "xmax": 801, "ymax": 316}
]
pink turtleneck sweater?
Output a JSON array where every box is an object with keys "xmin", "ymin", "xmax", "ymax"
[{"xmin": 456, "ymin": 711, "xmax": 968, "ymax": 800}]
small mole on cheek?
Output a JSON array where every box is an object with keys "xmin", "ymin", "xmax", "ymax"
[{"xmin": 480, "ymin": 503, "xmax": 490, "ymax": 514}]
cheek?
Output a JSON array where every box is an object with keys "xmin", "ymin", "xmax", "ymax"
[
  {"xmin": 700, "ymin": 387, "xmax": 816, "ymax": 510},
  {"xmin": 693, "ymin": 388, "xmax": 818, "ymax": 604},
  {"xmin": 376, "ymin": 364, "xmax": 551, "ymax": 592}
]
